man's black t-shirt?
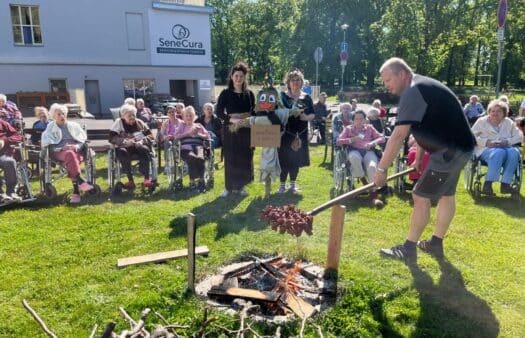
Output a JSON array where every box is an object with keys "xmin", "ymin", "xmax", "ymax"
[{"xmin": 396, "ymin": 74, "xmax": 475, "ymax": 153}]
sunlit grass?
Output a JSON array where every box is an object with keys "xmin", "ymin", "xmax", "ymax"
[{"xmin": 0, "ymin": 146, "xmax": 523, "ymax": 337}]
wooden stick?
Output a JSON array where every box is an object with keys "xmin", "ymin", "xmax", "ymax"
[
  {"xmin": 187, "ymin": 212, "xmax": 196, "ymax": 293},
  {"xmin": 22, "ymin": 299, "xmax": 58, "ymax": 338},
  {"xmin": 117, "ymin": 246, "xmax": 209, "ymax": 268},
  {"xmin": 264, "ymin": 176, "xmax": 271, "ymax": 200},
  {"xmin": 89, "ymin": 324, "xmax": 98, "ymax": 338},
  {"xmin": 326, "ymin": 205, "xmax": 346, "ymax": 272},
  {"xmin": 308, "ymin": 168, "xmax": 415, "ymax": 216}
]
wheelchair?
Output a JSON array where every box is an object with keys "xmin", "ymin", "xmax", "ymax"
[
  {"xmin": 463, "ymin": 150, "xmax": 522, "ymax": 199},
  {"xmin": 164, "ymin": 138, "xmax": 214, "ymax": 192},
  {"xmin": 107, "ymin": 144, "xmax": 159, "ymax": 195},
  {"xmin": 0, "ymin": 141, "xmax": 37, "ymax": 207},
  {"xmin": 39, "ymin": 142, "xmax": 100, "ymax": 199},
  {"xmin": 332, "ymin": 145, "xmax": 387, "ymax": 198}
]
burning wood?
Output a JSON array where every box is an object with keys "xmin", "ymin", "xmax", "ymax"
[
  {"xmin": 260, "ymin": 205, "xmax": 313, "ymax": 237},
  {"xmin": 200, "ymin": 256, "xmax": 335, "ymax": 322}
]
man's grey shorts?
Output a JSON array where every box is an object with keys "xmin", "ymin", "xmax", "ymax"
[{"xmin": 413, "ymin": 148, "xmax": 472, "ymax": 199}]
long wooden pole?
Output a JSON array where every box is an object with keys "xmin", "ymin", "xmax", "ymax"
[
  {"xmin": 308, "ymin": 167, "xmax": 414, "ymax": 216},
  {"xmin": 187, "ymin": 213, "xmax": 196, "ymax": 293}
]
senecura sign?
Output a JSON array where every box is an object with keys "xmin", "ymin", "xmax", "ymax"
[{"xmin": 149, "ymin": 9, "xmax": 211, "ymax": 66}]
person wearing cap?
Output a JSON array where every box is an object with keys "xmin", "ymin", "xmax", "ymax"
[{"xmin": 313, "ymin": 92, "xmax": 329, "ymax": 144}]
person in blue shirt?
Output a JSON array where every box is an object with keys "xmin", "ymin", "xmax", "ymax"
[
  {"xmin": 463, "ymin": 95, "xmax": 485, "ymax": 125},
  {"xmin": 33, "ymin": 106, "xmax": 50, "ymax": 130},
  {"xmin": 31, "ymin": 106, "xmax": 50, "ymax": 145},
  {"xmin": 302, "ymin": 80, "xmax": 312, "ymax": 96}
]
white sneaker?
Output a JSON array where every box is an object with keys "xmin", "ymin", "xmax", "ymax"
[
  {"xmin": 239, "ymin": 189, "xmax": 248, "ymax": 196},
  {"xmin": 8, "ymin": 193, "xmax": 23, "ymax": 202},
  {"xmin": 220, "ymin": 190, "xmax": 229, "ymax": 198},
  {"xmin": 277, "ymin": 185, "xmax": 286, "ymax": 194}
]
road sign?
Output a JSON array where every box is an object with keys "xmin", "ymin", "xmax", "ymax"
[
  {"xmin": 497, "ymin": 0, "xmax": 507, "ymax": 28},
  {"xmin": 497, "ymin": 27, "xmax": 505, "ymax": 42},
  {"xmin": 340, "ymin": 60, "xmax": 347, "ymax": 66},
  {"xmin": 340, "ymin": 50, "xmax": 348, "ymax": 61},
  {"xmin": 340, "ymin": 42, "xmax": 348, "ymax": 52},
  {"xmin": 314, "ymin": 47, "xmax": 323, "ymax": 64}
]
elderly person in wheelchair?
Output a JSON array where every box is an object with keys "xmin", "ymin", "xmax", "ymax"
[
  {"xmin": 0, "ymin": 118, "xmax": 23, "ymax": 203},
  {"xmin": 41, "ymin": 103, "xmax": 94, "ymax": 203},
  {"xmin": 172, "ymin": 106, "xmax": 211, "ymax": 193},
  {"xmin": 109, "ymin": 104, "xmax": 155, "ymax": 191},
  {"xmin": 336, "ymin": 110, "xmax": 386, "ymax": 207},
  {"xmin": 471, "ymin": 99, "xmax": 523, "ymax": 196}
]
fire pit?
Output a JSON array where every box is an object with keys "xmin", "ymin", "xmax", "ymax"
[{"xmin": 196, "ymin": 256, "xmax": 336, "ymax": 322}]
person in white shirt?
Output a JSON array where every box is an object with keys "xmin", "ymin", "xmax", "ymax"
[{"xmin": 471, "ymin": 99, "xmax": 523, "ymax": 195}]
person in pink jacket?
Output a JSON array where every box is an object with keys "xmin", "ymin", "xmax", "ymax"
[
  {"xmin": 337, "ymin": 110, "xmax": 385, "ymax": 206},
  {"xmin": 173, "ymin": 106, "xmax": 210, "ymax": 193}
]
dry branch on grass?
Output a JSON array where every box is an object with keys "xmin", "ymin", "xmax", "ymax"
[{"xmin": 22, "ymin": 301, "xmax": 322, "ymax": 337}]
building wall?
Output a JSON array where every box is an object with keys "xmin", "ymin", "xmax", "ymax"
[{"xmin": 0, "ymin": 0, "xmax": 214, "ymax": 115}]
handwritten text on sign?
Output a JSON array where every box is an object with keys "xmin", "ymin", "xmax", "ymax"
[{"xmin": 250, "ymin": 124, "xmax": 281, "ymax": 147}]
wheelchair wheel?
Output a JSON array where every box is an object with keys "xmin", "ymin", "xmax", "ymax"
[
  {"xmin": 333, "ymin": 152, "xmax": 346, "ymax": 196},
  {"xmin": 395, "ymin": 154, "xmax": 407, "ymax": 193},
  {"xmin": 464, "ymin": 159, "xmax": 474, "ymax": 192},
  {"xmin": 171, "ymin": 179, "xmax": 183, "ymax": 192},
  {"xmin": 44, "ymin": 183, "xmax": 57, "ymax": 200},
  {"xmin": 205, "ymin": 176, "xmax": 214, "ymax": 190},
  {"xmin": 112, "ymin": 182, "xmax": 123, "ymax": 196},
  {"xmin": 473, "ymin": 181, "xmax": 482, "ymax": 198},
  {"xmin": 16, "ymin": 185, "xmax": 29, "ymax": 199},
  {"xmin": 89, "ymin": 184, "xmax": 101, "ymax": 196}
]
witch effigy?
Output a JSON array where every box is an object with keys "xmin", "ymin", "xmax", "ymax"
[{"xmin": 250, "ymin": 74, "xmax": 302, "ymax": 198}]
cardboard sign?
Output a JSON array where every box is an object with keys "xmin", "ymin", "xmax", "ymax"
[{"xmin": 250, "ymin": 124, "xmax": 281, "ymax": 147}]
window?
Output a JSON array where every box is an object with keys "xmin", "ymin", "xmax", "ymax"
[
  {"xmin": 49, "ymin": 79, "xmax": 67, "ymax": 93},
  {"xmin": 125, "ymin": 13, "xmax": 145, "ymax": 50},
  {"xmin": 10, "ymin": 5, "xmax": 42, "ymax": 46},
  {"xmin": 123, "ymin": 79, "xmax": 155, "ymax": 99}
]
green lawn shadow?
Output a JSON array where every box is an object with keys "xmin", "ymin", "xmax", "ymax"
[
  {"xmin": 168, "ymin": 193, "xmax": 303, "ymax": 240},
  {"xmin": 407, "ymin": 258, "xmax": 500, "ymax": 337}
]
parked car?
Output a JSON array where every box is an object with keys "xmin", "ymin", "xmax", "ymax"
[{"xmin": 143, "ymin": 94, "xmax": 182, "ymax": 114}]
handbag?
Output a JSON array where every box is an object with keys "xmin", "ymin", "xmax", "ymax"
[{"xmin": 290, "ymin": 132, "xmax": 302, "ymax": 152}]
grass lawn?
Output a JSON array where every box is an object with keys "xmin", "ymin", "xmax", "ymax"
[{"xmin": 0, "ymin": 146, "xmax": 524, "ymax": 337}]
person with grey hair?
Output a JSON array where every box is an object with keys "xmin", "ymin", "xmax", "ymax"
[
  {"xmin": 0, "ymin": 93, "xmax": 23, "ymax": 129},
  {"xmin": 367, "ymin": 107, "xmax": 384, "ymax": 134},
  {"xmin": 278, "ymin": 68, "xmax": 315, "ymax": 193},
  {"xmin": 463, "ymin": 95, "xmax": 485, "ymax": 125},
  {"xmin": 196, "ymin": 102, "xmax": 222, "ymax": 148},
  {"xmin": 109, "ymin": 104, "xmax": 155, "ymax": 190},
  {"xmin": 331, "ymin": 102, "xmax": 353, "ymax": 146},
  {"xmin": 41, "ymin": 103, "xmax": 93, "ymax": 203},
  {"xmin": 374, "ymin": 57, "xmax": 476, "ymax": 261},
  {"xmin": 0, "ymin": 117, "xmax": 23, "ymax": 203},
  {"xmin": 175, "ymin": 102, "xmax": 185, "ymax": 119},
  {"xmin": 136, "ymin": 98, "xmax": 156, "ymax": 129},
  {"xmin": 124, "ymin": 97, "xmax": 136, "ymax": 106},
  {"xmin": 471, "ymin": 99, "xmax": 522, "ymax": 195}
]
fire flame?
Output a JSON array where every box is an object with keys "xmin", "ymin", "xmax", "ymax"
[{"xmin": 271, "ymin": 260, "xmax": 303, "ymax": 294}]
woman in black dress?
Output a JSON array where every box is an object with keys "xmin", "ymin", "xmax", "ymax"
[
  {"xmin": 216, "ymin": 62, "xmax": 255, "ymax": 197},
  {"xmin": 278, "ymin": 69, "xmax": 315, "ymax": 193}
]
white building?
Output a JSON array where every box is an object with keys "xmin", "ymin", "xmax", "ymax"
[{"xmin": 0, "ymin": 0, "xmax": 214, "ymax": 117}]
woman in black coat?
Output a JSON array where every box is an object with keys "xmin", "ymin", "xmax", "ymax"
[
  {"xmin": 215, "ymin": 62, "xmax": 255, "ymax": 197},
  {"xmin": 278, "ymin": 69, "xmax": 315, "ymax": 193}
]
